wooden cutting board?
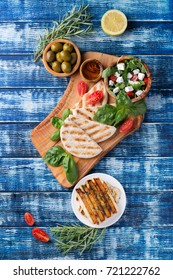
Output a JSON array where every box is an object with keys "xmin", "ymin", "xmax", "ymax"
[{"xmin": 30, "ymin": 52, "xmax": 144, "ymax": 188}]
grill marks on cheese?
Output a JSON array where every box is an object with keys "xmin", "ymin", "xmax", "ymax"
[
  {"xmin": 60, "ymin": 117, "xmax": 102, "ymax": 158},
  {"xmin": 76, "ymin": 178, "xmax": 119, "ymax": 224}
]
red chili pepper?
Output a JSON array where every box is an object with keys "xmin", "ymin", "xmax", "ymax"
[
  {"xmin": 32, "ymin": 228, "xmax": 50, "ymax": 243},
  {"xmin": 109, "ymin": 75, "xmax": 117, "ymax": 82},
  {"xmin": 86, "ymin": 90, "xmax": 103, "ymax": 105},
  {"xmin": 131, "ymin": 74, "xmax": 138, "ymax": 81},
  {"xmin": 127, "ymin": 91, "xmax": 134, "ymax": 98},
  {"xmin": 119, "ymin": 119, "xmax": 134, "ymax": 133},
  {"xmin": 144, "ymin": 77, "xmax": 148, "ymax": 85},
  {"xmin": 24, "ymin": 212, "xmax": 35, "ymax": 226},
  {"xmin": 77, "ymin": 81, "xmax": 87, "ymax": 96}
]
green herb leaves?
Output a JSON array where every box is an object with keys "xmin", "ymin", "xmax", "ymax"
[
  {"xmin": 102, "ymin": 66, "xmax": 117, "ymax": 78},
  {"xmin": 62, "ymin": 108, "xmax": 72, "ymax": 121},
  {"xmin": 94, "ymin": 91, "xmax": 147, "ymax": 126},
  {"xmin": 43, "ymin": 146, "xmax": 78, "ymax": 184},
  {"xmin": 50, "ymin": 224, "xmax": 105, "ymax": 255}
]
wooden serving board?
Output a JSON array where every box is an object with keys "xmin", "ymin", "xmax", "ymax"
[{"xmin": 30, "ymin": 52, "xmax": 144, "ymax": 188}]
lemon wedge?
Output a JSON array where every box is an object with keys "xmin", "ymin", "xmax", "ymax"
[{"xmin": 101, "ymin": 9, "xmax": 127, "ymax": 36}]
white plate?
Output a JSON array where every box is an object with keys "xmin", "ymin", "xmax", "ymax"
[{"xmin": 71, "ymin": 173, "xmax": 126, "ymax": 228}]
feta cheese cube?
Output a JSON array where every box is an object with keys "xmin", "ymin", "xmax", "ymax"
[
  {"xmin": 117, "ymin": 63, "xmax": 125, "ymax": 71},
  {"xmin": 133, "ymin": 69, "xmax": 140, "ymax": 74},
  {"xmin": 127, "ymin": 72, "xmax": 132, "ymax": 79},
  {"xmin": 129, "ymin": 80, "xmax": 134, "ymax": 85},
  {"xmin": 138, "ymin": 72, "xmax": 145, "ymax": 80},
  {"xmin": 116, "ymin": 76, "xmax": 124, "ymax": 83},
  {"xmin": 133, "ymin": 81, "xmax": 140, "ymax": 84},
  {"xmin": 125, "ymin": 86, "xmax": 134, "ymax": 92},
  {"xmin": 113, "ymin": 87, "xmax": 120, "ymax": 94},
  {"xmin": 136, "ymin": 90, "xmax": 143, "ymax": 96},
  {"xmin": 115, "ymin": 71, "xmax": 120, "ymax": 78},
  {"xmin": 109, "ymin": 80, "xmax": 114, "ymax": 86}
]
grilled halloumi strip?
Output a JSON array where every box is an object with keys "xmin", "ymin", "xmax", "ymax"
[
  {"xmin": 60, "ymin": 117, "xmax": 102, "ymax": 158},
  {"xmin": 76, "ymin": 189, "xmax": 98, "ymax": 224},
  {"xmin": 69, "ymin": 115, "xmax": 116, "ymax": 143},
  {"xmin": 72, "ymin": 107, "xmax": 98, "ymax": 120},
  {"xmin": 94, "ymin": 178, "xmax": 118, "ymax": 214},
  {"xmin": 74, "ymin": 80, "xmax": 108, "ymax": 108}
]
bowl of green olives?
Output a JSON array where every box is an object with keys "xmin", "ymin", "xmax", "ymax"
[{"xmin": 43, "ymin": 39, "xmax": 81, "ymax": 77}]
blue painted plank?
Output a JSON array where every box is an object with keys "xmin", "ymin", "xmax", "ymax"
[
  {"xmin": 0, "ymin": 55, "xmax": 172, "ymax": 89},
  {"xmin": 0, "ymin": 227, "xmax": 173, "ymax": 260},
  {"xmin": 0, "ymin": 157, "xmax": 173, "ymax": 192},
  {"xmin": 1, "ymin": 0, "xmax": 172, "ymax": 21},
  {"xmin": 0, "ymin": 191, "xmax": 172, "ymax": 227},
  {"xmin": 0, "ymin": 22, "xmax": 173, "ymax": 55},
  {"xmin": 0, "ymin": 123, "xmax": 173, "ymax": 157},
  {"xmin": 0, "ymin": 89, "xmax": 173, "ymax": 123}
]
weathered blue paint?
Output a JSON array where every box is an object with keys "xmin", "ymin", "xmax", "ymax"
[{"xmin": 0, "ymin": 0, "xmax": 173, "ymax": 260}]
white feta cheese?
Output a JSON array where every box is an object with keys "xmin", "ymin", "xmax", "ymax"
[
  {"xmin": 113, "ymin": 87, "xmax": 120, "ymax": 94},
  {"xmin": 133, "ymin": 81, "xmax": 140, "ymax": 84},
  {"xmin": 133, "ymin": 69, "xmax": 140, "ymax": 74},
  {"xmin": 117, "ymin": 63, "xmax": 125, "ymax": 71},
  {"xmin": 109, "ymin": 80, "xmax": 114, "ymax": 86},
  {"xmin": 115, "ymin": 71, "xmax": 120, "ymax": 78},
  {"xmin": 116, "ymin": 76, "xmax": 124, "ymax": 83},
  {"xmin": 125, "ymin": 86, "xmax": 134, "ymax": 92},
  {"xmin": 128, "ymin": 80, "xmax": 134, "ymax": 85},
  {"xmin": 136, "ymin": 90, "xmax": 143, "ymax": 96},
  {"xmin": 127, "ymin": 72, "xmax": 132, "ymax": 79},
  {"xmin": 138, "ymin": 72, "xmax": 145, "ymax": 80}
]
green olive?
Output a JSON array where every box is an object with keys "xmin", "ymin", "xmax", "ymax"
[
  {"xmin": 45, "ymin": 50, "xmax": 56, "ymax": 62},
  {"xmin": 61, "ymin": 61, "xmax": 72, "ymax": 73},
  {"xmin": 63, "ymin": 43, "xmax": 73, "ymax": 53},
  {"xmin": 56, "ymin": 52, "xmax": 63, "ymax": 63},
  {"xmin": 51, "ymin": 42, "xmax": 63, "ymax": 52},
  {"xmin": 52, "ymin": 61, "xmax": 62, "ymax": 73},
  {"xmin": 70, "ymin": 52, "xmax": 77, "ymax": 65},
  {"xmin": 60, "ymin": 50, "xmax": 71, "ymax": 62}
]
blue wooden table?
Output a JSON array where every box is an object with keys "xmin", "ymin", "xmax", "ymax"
[{"xmin": 0, "ymin": 0, "xmax": 173, "ymax": 260}]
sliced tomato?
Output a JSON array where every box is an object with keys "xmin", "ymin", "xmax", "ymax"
[
  {"xmin": 144, "ymin": 77, "xmax": 148, "ymax": 85},
  {"xmin": 86, "ymin": 90, "xmax": 103, "ymax": 105},
  {"xmin": 119, "ymin": 119, "xmax": 134, "ymax": 133},
  {"xmin": 32, "ymin": 228, "xmax": 50, "ymax": 243},
  {"xmin": 24, "ymin": 212, "xmax": 35, "ymax": 226},
  {"xmin": 77, "ymin": 81, "xmax": 87, "ymax": 96},
  {"xmin": 131, "ymin": 74, "xmax": 138, "ymax": 81},
  {"xmin": 109, "ymin": 75, "xmax": 117, "ymax": 82},
  {"xmin": 127, "ymin": 91, "xmax": 134, "ymax": 98}
]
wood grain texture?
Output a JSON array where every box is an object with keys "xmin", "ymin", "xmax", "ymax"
[
  {"xmin": 1, "ymin": 89, "xmax": 173, "ymax": 123},
  {"xmin": 0, "ymin": 55, "xmax": 173, "ymax": 88},
  {"xmin": 0, "ymin": 227, "xmax": 173, "ymax": 260},
  {"xmin": 1, "ymin": 157, "xmax": 173, "ymax": 192},
  {"xmin": 0, "ymin": 0, "xmax": 172, "ymax": 21},
  {"xmin": 0, "ymin": 22, "xmax": 172, "ymax": 55}
]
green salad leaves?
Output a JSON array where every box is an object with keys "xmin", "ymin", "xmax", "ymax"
[{"xmin": 93, "ymin": 91, "xmax": 147, "ymax": 126}]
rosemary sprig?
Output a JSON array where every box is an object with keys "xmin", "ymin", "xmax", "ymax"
[
  {"xmin": 50, "ymin": 224, "xmax": 106, "ymax": 255},
  {"xmin": 34, "ymin": 4, "xmax": 93, "ymax": 62}
]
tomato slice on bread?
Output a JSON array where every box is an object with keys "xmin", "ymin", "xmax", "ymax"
[
  {"xmin": 77, "ymin": 81, "xmax": 87, "ymax": 96},
  {"xmin": 86, "ymin": 90, "xmax": 103, "ymax": 105}
]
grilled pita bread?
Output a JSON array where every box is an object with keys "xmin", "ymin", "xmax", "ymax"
[
  {"xmin": 72, "ymin": 107, "xmax": 98, "ymax": 120},
  {"xmin": 69, "ymin": 115, "xmax": 116, "ymax": 143},
  {"xmin": 74, "ymin": 80, "xmax": 108, "ymax": 108},
  {"xmin": 60, "ymin": 116, "xmax": 102, "ymax": 158}
]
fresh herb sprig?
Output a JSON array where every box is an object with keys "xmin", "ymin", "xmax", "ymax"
[
  {"xmin": 34, "ymin": 5, "xmax": 93, "ymax": 62},
  {"xmin": 43, "ymin": 146, "xmax": 78, "ymax": 184},
  {"xmin": 94, "ymin": 91, "xmax": 147, "ymax": 126},
  {"xmin": 50, "ymin": 224, "xmax": 106, "ymax": 255}
]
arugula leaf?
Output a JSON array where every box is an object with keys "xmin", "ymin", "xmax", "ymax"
[
  {"xmin": 51, "ymin": 117, "xmax": 64, "ymax": 129},
  {"xmin": 43, "ymin": 146, "xmax": 66, "ymax": 166},
  {"xmin": 63, "ymin": 155, "xmax": 78, "ymax": 184},
  {"xmin": 50, "ymin": 130, "xmax": 60, "ymax": 141},
  {"xmin": 93, "ymin": 104, "xmax": 116, "ymax": 125},
  {"xmin": 129, "ymin": 100, "xmax": 147, "ymax": 116},
  {"xmin": 62, "ymin": 108, "xmax": 72, "ymax": 121},
  {"xmin": 102, "ymin": 66, "xmax": 117, "ymax": 78}
]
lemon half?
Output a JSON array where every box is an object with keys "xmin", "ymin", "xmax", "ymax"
[{"xmin": 101, "ymin": 9, "xmax": 127, "ymax": 36}]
